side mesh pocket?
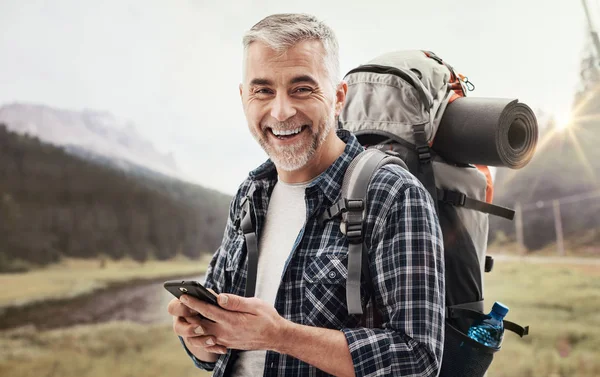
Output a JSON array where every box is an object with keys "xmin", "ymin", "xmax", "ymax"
[{"xmin": 439, "ymin": 322, "xmax": 498, "ymax": 377}]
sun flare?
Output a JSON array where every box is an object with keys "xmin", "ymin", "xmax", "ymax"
[{"xmin": 554, "ymin": 112, "xmax": 572, "ymax": 131}]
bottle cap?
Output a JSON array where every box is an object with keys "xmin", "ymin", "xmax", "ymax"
[{"xmin": 492, "ymin": 301, "xmax": 509, "ymax": 317}]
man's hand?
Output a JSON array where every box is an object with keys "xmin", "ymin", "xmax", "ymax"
[
  {"xmin": 174, "ymin": 293, "xmax": 355, "ymax": 376},
  {"xmin": 167, "ymin": 297, "xmax": 227, "ymax": 359},
  {"xmin": 178, "ymin": 293, "xmax": 290, "ymax": 352}
]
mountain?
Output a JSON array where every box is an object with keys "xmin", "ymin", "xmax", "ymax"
[
  {"xmin": 0, "ymin": 102, "xmax": 181, "ymax": 179},
  {"xmin": 0, "ymin": 124, "xmax": 231, "ymax": 272}
]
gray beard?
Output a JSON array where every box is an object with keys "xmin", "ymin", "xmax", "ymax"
[{"xmin": 252, "ymin": 109, "xmax": 335, "ymax": 172}]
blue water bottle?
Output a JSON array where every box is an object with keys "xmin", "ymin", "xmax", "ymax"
[{"xmin": 467, "ymin": 302, "xmax": 509, "ymax": 349}]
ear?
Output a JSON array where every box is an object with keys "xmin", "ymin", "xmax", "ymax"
[
  {"xmin": 334, "ymin": 81, "xmax": 348, "ymax": 116},
  {"xmin": 239, "ymin": 83, "xmax": 246, "ymax": 109}
]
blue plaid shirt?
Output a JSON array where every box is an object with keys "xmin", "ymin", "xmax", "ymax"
[{"xmin": 182, "ymin": 130, "xmax": 445, "ymax": 377}]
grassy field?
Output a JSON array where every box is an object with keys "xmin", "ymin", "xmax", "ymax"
[
  {"xmin": 0, "ymin": 255, "xmax": 211, "ymax": 308},
  {"xmin": 0, "ymin": 258, "xmax": 598, "ymax": 377},
  {"xmin": 485, "ymin": 257, "xmax": 600, "ymax": 377},
  {"xmin": 0, "ymin": 322, "xmax": 211, "ymax": 377}
]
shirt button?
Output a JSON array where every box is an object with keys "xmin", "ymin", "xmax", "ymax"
[{"xmin": 328, "ymin": 271, "xmax": 337, "ymax": 279}]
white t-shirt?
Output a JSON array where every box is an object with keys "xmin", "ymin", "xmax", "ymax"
[{"xmin": 230, "ymin": 178, "xmax": 310, "ymax": 377}]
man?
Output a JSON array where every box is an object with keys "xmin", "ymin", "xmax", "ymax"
[{"xmin": 167, "ymin": 13, "xmax": 445, "ymax": 377}]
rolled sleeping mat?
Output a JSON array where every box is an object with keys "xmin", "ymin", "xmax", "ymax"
[{"xmin": 432, "ymin": 97, "xmax": 538, "ymax": 169}]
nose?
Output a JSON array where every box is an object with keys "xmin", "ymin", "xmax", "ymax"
[{"xmin": 270, "ymin": 93, "xmax": 296, "ymax": 122}]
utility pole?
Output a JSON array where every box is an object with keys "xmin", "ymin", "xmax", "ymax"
[
  {"xmin": 514, "ymin": 202, "xmax": 525, "ymax": 254},
  {"xmin": 577, "ymin": 0, "xmax": 600, "ymax": 100},
  {"xmin": 582, "ymin": 0, "xmax": 600, "ymax": 59},
  {"xmin": 552, "ymin": 200, "xmax": 565, "ymax": 256}
]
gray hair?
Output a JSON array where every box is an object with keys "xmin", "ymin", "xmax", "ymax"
[{"xmin": 242, "ymin": 13, "xmax": 341, "ymax": 91}]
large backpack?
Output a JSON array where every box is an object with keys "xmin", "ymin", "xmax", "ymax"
[
  {"xmin": 238, "ymin": 50, "xmax": 531, "ymax": 376},
  {"xmin": 331, "ymin": 50, "xmax": 529, "ymax": 377}
]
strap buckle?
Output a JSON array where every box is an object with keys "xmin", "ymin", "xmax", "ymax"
[
  {"xmin": 412, "ymin": 124, "xmax": 432, "ymax": 163},
  {"xmin": 341, "ymin": 199, "xmax": 364, "ymax": 244},
  {"xmin": 441, "ymin": 190, "xmax": 466, "ymax": 206},
  {"xmin": 320, "ymin": 199, "xmax": 347, "ymax": 225},
  {"xmin": 416, "ymin": 145, "xmax": 431, "ymax": 163},
  {"xmin": 345, "ymin": 198, "xmax": 364, "ymax": 211},
  {"xmin": 324, "ymin": 200, "xmax": 344, "ymax": 220}
]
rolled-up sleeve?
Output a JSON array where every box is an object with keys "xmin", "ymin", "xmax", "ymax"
[{"xmin": 342, "ymin": 184, "xmax": 445, "ymax": 377}]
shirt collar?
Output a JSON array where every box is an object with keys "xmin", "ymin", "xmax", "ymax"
[{"xmin": 248, "ymin": 129, "xmax": 364, "ymax": 203}]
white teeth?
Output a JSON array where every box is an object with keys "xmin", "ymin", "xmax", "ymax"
[{"xmin": 272, "ymin": 127, "xmax": 302, "ymax": 136}]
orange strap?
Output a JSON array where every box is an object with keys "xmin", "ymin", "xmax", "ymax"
[
  {"xmin": 475, "ymin": 165, "xmax": 494, "ymax": 203},
  {"xmin": 448, "ymin": 92, "xmax": 461, "ymax": 104}
]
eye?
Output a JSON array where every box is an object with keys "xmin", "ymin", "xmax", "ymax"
[
  {"xmin": 252, "ymin": 87, "xmax": 273, "ymax": 96},
  {"xmin": 293, "ymin": 87, "xmax": 313, "ymax": 96}
]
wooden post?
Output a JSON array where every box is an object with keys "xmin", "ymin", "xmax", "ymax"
[
  {"xmin": 515, "ymin": 202, "xmax": 525, "ymax": 254},
  {"xmin": 553, "ymin": 200, "xmax": 565, "ymax": 256}
]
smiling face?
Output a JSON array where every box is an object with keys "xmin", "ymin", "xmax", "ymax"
[{"xmin": 240, "ymin": 40, "xmax": 346, "ymax": 180}]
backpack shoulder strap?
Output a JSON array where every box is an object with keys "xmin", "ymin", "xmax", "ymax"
[
  {"xmin": 237, "ymin": 183, "xmax": 258, "ymax": 298},
  {"xmin": 413, "ymin": 124, "xmax": 439, "ymax": 214},
  {"xmin": 324, "ymin": 148, "xmax": 408, "ymax": 315}
]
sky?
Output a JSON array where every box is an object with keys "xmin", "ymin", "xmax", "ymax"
[{"xmin": 0, "ymin": 0, "xmax": 591, "ymax": 194}]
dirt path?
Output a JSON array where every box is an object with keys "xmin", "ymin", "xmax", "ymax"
[
  {"xmin": 2, "ymin": 254, "xmax": 597, "ymax": 332},
  {"xmin": 0, "ymin": 274, "xmax": 203, "ymax": 331}
]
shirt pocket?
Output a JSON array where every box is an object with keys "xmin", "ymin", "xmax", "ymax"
[{"xmin": 302, "ymin": 250, "xmax": 362, "ymax": 329}]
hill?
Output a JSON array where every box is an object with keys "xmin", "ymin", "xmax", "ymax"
[{"xmin": 0, "ymin": 124, "xmax": 231, "ymax": 272}]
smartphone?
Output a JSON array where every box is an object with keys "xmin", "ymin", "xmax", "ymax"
[{"xmin": 164, "ymin": 280, "xmax": 219, "ymax": 306}]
